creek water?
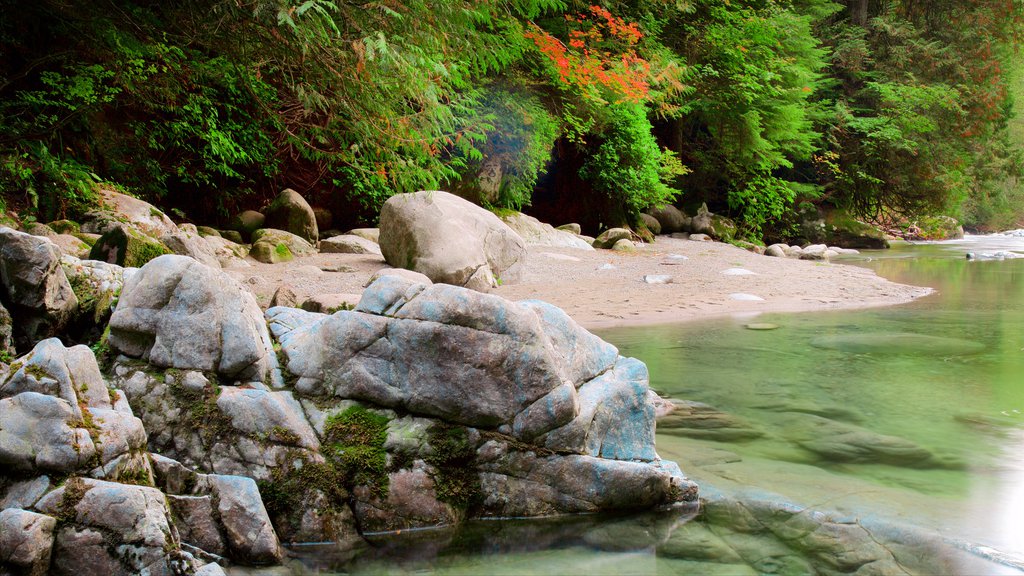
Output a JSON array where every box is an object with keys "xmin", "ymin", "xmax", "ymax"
[{"xmin": 281, "ymin": 235, "xmax": 1024, "ymax": 575}]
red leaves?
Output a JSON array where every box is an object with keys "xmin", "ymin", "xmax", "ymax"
[{"xmin": 525, "ymin": 6, "xmax": 650, "ymax": 103}]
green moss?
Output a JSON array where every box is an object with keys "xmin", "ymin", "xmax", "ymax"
[
  {"xmin": 48, "ymin": 219, "xmax": 81, "ymax": 234},
  {"xmin": 71, "ymin": 232, "xmax": 98, "ymax": 247},
  {"xmin": 426, "ymin": 423, "xmax": 481, "ymax": 511},
  {"xmin": 23, "ymin": 363, "xmax": 51, "ymax": 381},
  {"xmin": 258, "ymin": 458, "xmax": 350, "ymax": 538},
  {"xmin": 324, "ymin": 406, "xmax": 390, "ymax": 498},
  {"xmin": 89, "ymin": 226, "xmax": 170, "ymax": 267},
  {"xmin": 168, "ymin": 374, "xmax": 234, "ymax": 443},
  {"xmin": 274, "ymin": 242, "xmax": 292, "ymax": 260},
  {"xmin": 268, "ymin": 425, "xmax": 301, "ymax": 446}
]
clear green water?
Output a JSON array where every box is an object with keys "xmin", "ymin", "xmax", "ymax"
[{"xmin": 272, "ymin": 236, "xmax": 1024, "ymax": 575}]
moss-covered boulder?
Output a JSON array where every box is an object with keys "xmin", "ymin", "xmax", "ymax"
[
  {"xmin": 196, "ymin": 226, "xmax": 221, "ymax": 238},
  {"xmin": 48, "ymin": 220, "xmax": 81, "ymax": 234},
  {"xmin": 250, "ymin": 228, "xmax": 317, "ymax": 263},
  {"xmin": 88, "ymin": 224, "xmax": 171, "ymax": 268},
  {"xmin": 909, "ymin": 216, "xmax": 964, "ymax": 241},
  {"xmin": 691, "ymin": 203, "xmax": 736, "ymax": 242},
  {"xmin": 803, "ymin": 209, "xmax": 889, "ymax": 249},
  {"xmin": 227, "ymin": 210, "xmax": 265, "ymax": 242}
]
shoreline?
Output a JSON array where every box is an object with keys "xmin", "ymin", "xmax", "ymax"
[{"xmin": 228, "ymin": 236, "xmax": 934, "ymax": 330}]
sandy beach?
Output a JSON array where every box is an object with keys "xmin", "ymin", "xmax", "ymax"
[{"xmin": 227, "ymin": 236, "xmax": 932, "ymax": 330}]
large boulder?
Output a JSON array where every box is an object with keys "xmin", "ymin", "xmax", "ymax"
[
  {"xmin": 60, "ymin": 255, "xmax": 125, "ymax": 327},
  {"xmin": 500, "ymin": 213, "xmax": 594, "ymax": 251},
  {"xmin": 264, "ymin": 189, "xmax": 318, "ymax": 245},
  {"xmin": 107, "ymin": 255, "xmax": 276, "ymax": 383},
  {"xmin": 379, "ymin": 191, "xmax": 527, "ymax": 291},
  {"xmin": 89, "ymin": 223, "xmax": 171, "ymax": 268},
  {"xmin": 691, "ymin": 203, "xmax": 736, "ymax": 242},
  {"xmin": 35, "ymin": 477, "xmax": 189, "ymax": 576},
  {"xmin": 81, "ymin": 189, "xmax": 178, "ymax": 239},
  {"xmin": 648, "ymin": 205, "xmax": 690, "ymax": 234},
  {"xmin": 0, "ymin": 227, "xmax": 79, "ymax": 348}
]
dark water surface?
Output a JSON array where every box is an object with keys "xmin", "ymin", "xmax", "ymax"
[{"xmin": 269, "ymin": 236, "xmax": 1024, "ymax": 575}]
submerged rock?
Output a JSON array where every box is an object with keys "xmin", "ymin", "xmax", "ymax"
[{"xmin": 811, "ymin": 332, "xmax": 985, "ymax": 356}]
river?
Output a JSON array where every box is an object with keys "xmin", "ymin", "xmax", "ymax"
[{"xmin": 281, "ymin": 234, "xmax": 1024, "ymax": 575}]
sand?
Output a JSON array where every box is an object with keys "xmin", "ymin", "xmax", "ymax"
[{"xmin": 225, "ymin": 236, "xmax": 932, "ymax": 330}]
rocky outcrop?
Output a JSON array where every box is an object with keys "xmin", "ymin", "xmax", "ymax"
[
  {"xmin": 264, "ymin": 188, "xmax": 318, "ymax": 245},
  {"xmin": 81, "ymin": 189, "xmax": 178, "ymax": 239},
  {"xmin": 107, "ymin": 255, "xmax": 276, "ymax": 383},
  {"xmin": 0, "ymin": 227, "xmax": 79, "ymax": 350},
  {"xmin": 379, "ymin": 191, "xmax": 527, "ymax": 291}
]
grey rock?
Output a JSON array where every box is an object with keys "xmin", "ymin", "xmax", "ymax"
[
  {"xmin": 36, "ymin": 477, "xmax": 181, "ymax": 575},
  {"xmin": 319, "ymin": 234, "xmax": 383, "ymax": 256},
  {"xmin": 0, "ymin": 508, "xmax": 56, "ymax": 574},
  {"xmin": 216, "ymin": 388, "xmax": 320, "ymax": 450},
  {"xmin": 477, "ymin": 442, "xmax": 696, "ymax": 516},
  {"xmin": 765, "ymin": 244, "xmax": 788, "ymax": 258},
  {"xmin": 200, "ymin": 474, "xmax": 283, "ymax": 564},
  {"xmin": 592, "ymin": 228, "xmax": 631, "ymax": 249},
  {"xmin": 0, "ymin": 227, "xmax": 79, "ymax": 346},
  {"xmin": 691, "ymin": 203, "xmax": 736, "ymax": 242},
  {"xmin": 379, "ymin": 191, "xmax": 527, "ymax": 291},
  {"xmin": 48, "ymin": 233, "xmax": 92, "ymax": 259},
  {"xmin": 501, "ymin": 213, "xmax": 594, "ymax": 251},
  {"xmin": 643, "ymin": 275, "xmax": 673, "ymax": 284},
  {"xmin": 168, "ymin": 494, "xmax": 227, "ymax": 556},
  {"xmin": 542, "ymin": 357, "xmax": 657, "ymax": 461},
  {"xmin": 88, "ymin": 223, "xmax": 171, "ymax": 268},
  {"xmin": 784, "ymin": 414, "xmax": 954, "ymax": 468},
  {"xmin": 799, "ymin": 244, "xmax": 829, "ymax": 260},
  {"xmin": 364, "ymin": 268, "xmax": 433, "ymax": 287},
  {"xmin": 81, "ymin": 189, "xmax": 178, "ymax": 238},
  {"xmin": 556, "ymin": 223, "xmax": 582, "ymax": 235},
  {"xmin": 161, "ymin": 226, "xmax": 222, "ymax": 269},
  {"xmin": 1, "ymin": 476, "xmax": 51, "ymax": 510},
  {"xmin": 783, "ymin": 245, "xmax": 804, "ymax": 258},
  {"xmin": 202, "ymin": 235, "xmax": 249, "ymax": 266},
  {"xmin": 689, "ymin": 233, "xmax": 713, "ymax": 242},
  {"xmin": 195, "ymin": 563, "xmax": 228, "ymax": 576},
  {"xmin": 0, "ymin": 392, "xmax": 96, "ymax": 474},
  {"xmin": 108, "ymin": 255, "xmax": 275, "ymax": 383},
  {"xmin": 0, "ymin": 336, "xmax": 112, "ymax": 412},
  {"xmin": 22, "ymin": 222, "xmax": 56, "ymax": 238},
  {"xmin": 264, "ymin": 188, "xmax": 318, "ymax": 245},
  {"xmin": 196, "ymin": 226, "xmax": 221, "ymax": 238},
  {"xmin": 269, "ymin": 284, "xmax": 299, "ymax": 309}
]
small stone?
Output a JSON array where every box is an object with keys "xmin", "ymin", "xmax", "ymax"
[
  {"xmin": 721, "ymin": 268, "xmax": 756, "ymax": 276},
  {"xmin": 689, "ymin": 234, "xmax": 713, "ymax": 242},
  {"xmin": 541, "ymin": 253, "xmax": 582, "ymax": 262},
  {"xmin": 557, "ymin": 223, "xmax": 582, "ymax": 235},
  {"xmin": 611, "ymin": 238, "xmax": 636, "ymax": 252},
  {"xmin": 597, "ymin": 263, "xmax": 617, "ymax": 270},
  {"xmin": 593, "ymin": 228, "xmax": 632, "ymax": 249},
  {"xmin": 745, "ymin": 323, "xmax": 780, "ymax": 331},
  {"xmin": 643, "ymin": 275, "xmax": 673, "ymax": 285},
  {"xmin": 729, "ymin": 293, "xmax": 764, "ymax": 302}
]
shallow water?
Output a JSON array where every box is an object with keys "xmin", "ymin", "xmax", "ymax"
[{"xmin": 275, "ymin": 235, "xmax": 1024, "ymax": 575}]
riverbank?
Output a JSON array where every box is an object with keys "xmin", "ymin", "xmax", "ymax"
[{"xmin": 228, "ymin": 236, "xmax": 932, "ymax": 329}]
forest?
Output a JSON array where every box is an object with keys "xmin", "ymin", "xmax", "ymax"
[{"xmin": 1, "ymin": 0, "xmax": 1022, "ymax": 240}]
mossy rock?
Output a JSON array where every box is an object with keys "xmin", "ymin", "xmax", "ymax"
[
  {"xmin": 709, "ymin": 214, "xmax": 737, "ymax": 243},
  {"xmin": 23, "ymin": 222, "xmax": 56, "ymax": 238},
  {"xmin": 228, "ymin": 210, "xmax": 265, "ymax": 242},
  {"xmin": 72, "ymin": 232, "xmax": 100, "ymax": 247},
  {"xmin": 196, "ymin": 226, "xmax": 221, "ymax": 238},
  {"xmin": 89, "ymin": 225, "xmax": 171, "ymax": 268},
  {"xmin": 219, "ymin": 229, "xmax": 245, "ymax": 244},
  {"xmin": 48, "ymin": 220, "xmax": 81, "ymax": 234},
  {"xmin": 914, "ymin": 216, "xmax": 964, "ymax": 240},
  {"xmin": 250, "ymin": 241, "xmax": 293, "ymax": 264},
  {"xmin": 816, "ymin": 210, "xmax": 889, "ymax": 249}
]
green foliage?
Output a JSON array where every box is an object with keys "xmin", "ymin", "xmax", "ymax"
[{"xmin": 580, "ymin": 103, "xmax": 684, "ymax": 216}]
